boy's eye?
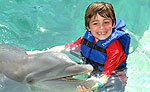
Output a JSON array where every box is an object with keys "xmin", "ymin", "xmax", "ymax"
[
  {"xmin": 92, "ymin": 22, "xmax": 99, "ymax": 25},
  {"xmin": 93, "ymin": 23, "xmax": 97, "ymax": 25},
  {"xmin": 104, "ymin": 21, "xmax": 109, "ymax": 24}
]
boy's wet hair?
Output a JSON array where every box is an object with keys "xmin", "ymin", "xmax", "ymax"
[{"xmin": 85, "ymin": 2, "xmax": 116, "ymax": 28}]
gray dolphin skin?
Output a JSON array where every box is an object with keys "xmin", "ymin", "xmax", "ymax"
[{"xmin": 0, "ymin": 43, "xmax": 96, "ymax": 92}]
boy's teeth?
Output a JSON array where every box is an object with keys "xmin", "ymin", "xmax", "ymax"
[{"xmin": 98, "ymin": 32, "xmax": 105, "ymax": 34}]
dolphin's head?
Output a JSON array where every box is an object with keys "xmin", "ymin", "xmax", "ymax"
[
  {"xmin": 25, "ymin": 52, "xmax": 96, "ymax": 92},
  {"xmin": 25, "ymin": 52, "xmax": 93, "ymax": 84},
  {"xmin": 0, "ymin": 43, "xmax": 96, "ymax": 92}
]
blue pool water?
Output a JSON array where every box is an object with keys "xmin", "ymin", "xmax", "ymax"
[{"xmin": 0, "ymin": 0, "xmax": 150, "ymax": 92}]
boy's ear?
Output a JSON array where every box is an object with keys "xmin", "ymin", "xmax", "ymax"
[
  {"xmin": 112, "ymin": 23, "xmax": 115, "ymax": 28},
  {"xmin": 87, "ymin": 27, "xmax": 91, "ymax": 31}
]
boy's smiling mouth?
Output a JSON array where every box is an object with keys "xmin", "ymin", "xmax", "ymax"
[{"xmin": 97, "ymin": 32, "xmax": 107, "ymax": 35}]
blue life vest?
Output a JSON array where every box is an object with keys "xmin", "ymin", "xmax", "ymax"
[{"xmin": 80, "ymin": 18, "xmax": 131, "ymax": 72}]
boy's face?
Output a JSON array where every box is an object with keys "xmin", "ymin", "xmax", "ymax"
[{"xmin": 87, "ymin": 14, "xmax": 115, "ymax": 41}]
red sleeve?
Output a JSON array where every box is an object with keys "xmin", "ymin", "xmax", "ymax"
[
  {"xmin": 102, "ymin": 40, "xmax": 126, "ymax": 75},
  {"xmin": 64, "ymin": 35, "xmax": 83, "ymax": 52}
]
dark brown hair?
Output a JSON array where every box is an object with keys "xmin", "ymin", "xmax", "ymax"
[{"xmin": 85, "ymin": 2, "xmax": 116, "ymax": 28}]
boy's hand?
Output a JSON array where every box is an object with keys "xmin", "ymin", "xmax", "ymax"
[
  {"xmin": 26, "ymin": 50, "xmax": 41, "ymax": 55},
  {"xmin": 76, "ymin": 83, "xmax": 99, "ymax": 92},
  {"xmin": 76, "ymin": 74, "xmax": 110, "ymax": 92},
  {"xmin": 76, "ymin": 77, "xmax": 99, "ymax": 92},
  {"xmin": 48, "ymin": 45, "xmax": 65, "ymax": 52}
]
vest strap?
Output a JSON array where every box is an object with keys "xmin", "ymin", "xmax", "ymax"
[
  {"xmin": 115, "ymin": 65, "xmax": 126, "ymax": 70},
  {"xmin": 81, "ymin": 38, "xmax": 106, "ymax": 53},
  {"xmin": 83, "ymin": 56, "xmax": 126, "ymax": 71}
]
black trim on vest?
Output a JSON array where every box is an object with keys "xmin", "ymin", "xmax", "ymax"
[
  {"xmin": 115, "ymin": 65, "xmax": 126, "ymax": 70},
  {"xmin": 85, "ymin": 58, "xmax": 103, "ymax": 71},
  {"xmin": 81, "ymin": 38, "xmax": 106, "ymax": 53}
]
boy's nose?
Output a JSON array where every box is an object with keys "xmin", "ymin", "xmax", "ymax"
[{"xmin": 99, "ymin": 25, "xmax": 104, "ymax": 30}]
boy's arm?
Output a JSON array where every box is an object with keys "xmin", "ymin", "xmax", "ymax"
[
  {"xmin": 64, "ymin": 35, "xmax": 83, "ymax": 52},
  {"xmin": 102, "ymin": 40, "xmax": 126, "ymax": 75},
  {"xmin": 26, "ymin": 36, "xmax": 83, "ymax": 55},
  {"xmin": 48, "ymin": 35, "xmax": 83, "ymax": 52}
]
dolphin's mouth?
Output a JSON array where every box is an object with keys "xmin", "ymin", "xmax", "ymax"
[
  {"xmin": 53, "ymin": 77, "xmax": 86, "ymax": 81},
  {"xmin": 50, "ymin": 69, "xmax": 92, "ymax": 81},
  {"xmin": 26, "ymin": 64, "xmax": 94, "ymax": 84}
]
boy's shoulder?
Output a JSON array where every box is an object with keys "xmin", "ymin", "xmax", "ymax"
[
  {"xmin": 107, "ymin": 40, "xmax": 123, "ymax": 50},
  {"xmin": 114, "ymin": 18, "xmax": 126, "ymax": 30}
]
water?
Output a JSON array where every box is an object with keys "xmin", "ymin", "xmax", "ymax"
[{"xmin": 0, "ymin": 0, "xmax": 150, "ymax": 92}]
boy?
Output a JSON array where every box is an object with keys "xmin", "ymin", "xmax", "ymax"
[{"xmin": 27, "ymin": 2, "xmax": 130, "ymax": 92}]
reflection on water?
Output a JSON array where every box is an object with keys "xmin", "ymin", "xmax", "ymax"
[{"xmin": 0, "ymin": 0, "xmax": 150, "ymax": 92}]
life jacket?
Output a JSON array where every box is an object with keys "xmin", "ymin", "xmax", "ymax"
[{"xmin": 80, "ymin": 18, "xmax": 130, "ymax": 72}]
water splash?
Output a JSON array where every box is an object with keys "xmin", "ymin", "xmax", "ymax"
[{"xmin": 125, "ymin": 27, "xmax": 150, "ymax": 92}]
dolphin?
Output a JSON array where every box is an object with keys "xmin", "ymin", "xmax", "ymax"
[{"xmin": 0, "ymin": 43, "xmax": 96, "ymax": 92}]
